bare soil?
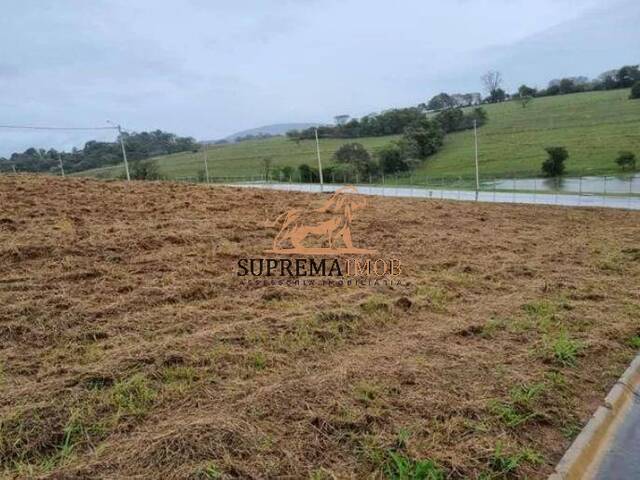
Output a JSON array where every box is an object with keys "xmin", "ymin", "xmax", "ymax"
[{"xmin": 1, "ymin": 175, "xmax": 639, "ymax": 479}]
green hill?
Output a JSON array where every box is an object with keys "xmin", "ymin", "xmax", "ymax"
[
  {"xmin": 417, "ymin": 89, "xmax": 640, "ymax": 179},
  {"xmin": 75, "ymin": 89, "xmax": 639, "ymax": 181}
]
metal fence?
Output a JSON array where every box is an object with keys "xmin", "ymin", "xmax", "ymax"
[{"xmin": 169, "ymin": 172, "xmax": 640, "ymax": 210}]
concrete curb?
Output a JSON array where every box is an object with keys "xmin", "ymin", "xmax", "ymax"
[{"xmin": 549, "ymin": 354, "xmax": 640, "ymax": 480}]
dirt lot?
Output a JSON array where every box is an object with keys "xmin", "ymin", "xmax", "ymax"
[{"xmin": 1, "ymin": 175, "xmax": 639, "ymax": 480}]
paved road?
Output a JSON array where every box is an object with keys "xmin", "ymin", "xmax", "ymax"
[
  {"xmin": 593, "ymin": 387, "xmax": 640, "ymax": 479},
  {"xmin": 233, "ymin": 182, "xmax": 640, "ymax": 211}
]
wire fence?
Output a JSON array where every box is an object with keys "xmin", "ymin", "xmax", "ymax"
[
  {"xmin": 171, "ymin": 172, "xmax": 640, "ymax": 196},
  {"xmin": 158, "ymin": 172, "xmax": 640, "ymax": 210}
]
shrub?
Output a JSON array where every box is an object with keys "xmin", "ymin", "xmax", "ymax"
[
  {"xmin": 541, "ymin": 147, "xmax": 568, "ymax": 177},
  {"xmin": 298, "ymin": 163, "xmax": 318, "ymax": 182},
  {"xmin": 130, "ymin": 160, "xmax": 163, "ymax": 180},
  {"xmin": 333, "ymin": 142, "xmax": 375, "ymax": 176},
  {"xmin": 629, "ymin": 80, "xmax": 640, "ymax": 99},
  {"xmin": 378, "ymin": 142, "xmax": 410, "ymax": 174},
  {"xmin": 616, "ymin": 151, "xmax": 637, "ymax": 171}
]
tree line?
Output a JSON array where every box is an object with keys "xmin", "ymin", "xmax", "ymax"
[
  {"xmin": 275, "ymin": 107, "xmax": 487, "ymax": 181},
  {"xmin": 0, "ymin": 130, "xmax": 198, "ymax": 174}
]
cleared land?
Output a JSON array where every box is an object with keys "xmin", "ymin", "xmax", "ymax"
[
  {"xmin": 1, "ymin": 175, "xmax": 640, "ymax": 479},
  {"xmin": 75, "ymin": 89, "xmax": 640, "ymax": 181}
]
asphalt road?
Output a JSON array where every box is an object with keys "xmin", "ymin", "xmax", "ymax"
[
  {"xmin": 236, "ymin": 182, "xmax": 640, "ymax": 211},
  {"xmin": 593, "ymin": 392, "xmax": 640, "ymax": 479}
]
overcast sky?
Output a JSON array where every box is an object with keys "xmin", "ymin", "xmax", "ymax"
[{"xmin": 1, "ymin": 0, "xmax": 638, "ymax": 156}]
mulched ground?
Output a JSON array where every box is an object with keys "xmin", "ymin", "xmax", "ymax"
[{"xmin": 1, "ymin": 175, "xmax": 639, "ymax": 479}]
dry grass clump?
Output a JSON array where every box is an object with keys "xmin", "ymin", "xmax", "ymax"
[{"xmin": 0, "ymin": 175, "xmax": 639, "ymax": 479}]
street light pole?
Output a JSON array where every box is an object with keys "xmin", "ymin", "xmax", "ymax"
[
  {"xmin": 314, "ymin": 127, "xmax": 324, "ymax": 192},
  {"xmin": 115, "ymin": 124, "xmax": 130, "ymax": 181},
  {"xmin": 474, "ymin": 119, "xmax": 480, "ymax": 201},
  {"xmin": 58, "ymin": 153, "xmax": 65, "ymax": 177},
  {"xmin": 203, "ymin": 143, "xmax": 210, "ymax": 184}
]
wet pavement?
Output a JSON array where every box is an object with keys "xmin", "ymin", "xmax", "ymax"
[
  {"xmin": 593, "ymin": 391, "xmax": 640, "ymax": 479},
  {"xmin": 234, "ymin": 182, "xmax": 640, "ymax": 211}
]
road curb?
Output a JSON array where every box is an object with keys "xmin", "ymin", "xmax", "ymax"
[{"xmin": 549, "ymin": 354, "xmax": 640, "ymax": 480}]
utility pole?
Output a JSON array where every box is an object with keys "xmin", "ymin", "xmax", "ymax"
[
  {"xmin": 474, "ymin": 119, "xmax": 480, "ymax": 201},
  {"xmin": 203, "ymin": 143, "xmax": 210, "ymax": 184},
  {"xmin": 314, "ymin": 127, "xmax": 324, "ymax": 192},
  {"xmin": 58, "ymin": 153, "xmax": 65, "ymax": 177},
  {"xmin": 116, "ymin": 124, "xmax": 130, "ymax": 181}
]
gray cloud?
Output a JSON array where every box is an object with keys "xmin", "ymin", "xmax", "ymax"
[{"xmin": 1, "ymin": 0, "xmax": 636, "ymax": 156}]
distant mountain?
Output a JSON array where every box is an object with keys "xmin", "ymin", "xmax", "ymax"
[{"xmin": 201, "ymin": 123, "xmax": 321, "ymax": 144}]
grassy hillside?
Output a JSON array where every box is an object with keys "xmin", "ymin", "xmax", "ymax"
[
  {"xmin": 75, "ymin": 135, "xmax": 400, "ymax": 180},
  {"xmin": 418, "ymin": 88, "xmax": 640, "ymax": 179},
  {"xmin": 75, "ymin": 89, "xmax": 639, "ymax": 181}
]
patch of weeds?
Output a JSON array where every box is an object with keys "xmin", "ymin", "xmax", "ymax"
[
  {"xmin": 415, "ymin": 285, "xmax": 448, "ymax": 312},
  {"xmin": 192, "ymin": 461, "xmax": 222, "ymax": 479},
  {"xmin": 354, "ymin": 381, "xmax": 380, "ymax": 406},
  {"xmin": 394, "ymin": 428, "xmax": 411, "ymax": 450},
  {"xmin": 161, "ymin": 366, "xmax": 198, "ymax": 384},
  {"xmin": 510, "ymin": 382, "xmax": 545, "ymax": 406},
  {"xmin": 248, "ymin": 351, "xmax": 267, "ymax": 371},
  {"xmin": 57, "ymin": 407, "xmax": 92, "ymax": 463},
  {"xmin": 489, "ymin": 382, "xmax": 545, "ymax": 428},
  {"xmin": 544, "ymin": 371, "xmax": 567, "ymax": 389},
  {"xmin": 488, "ymin": 401, "xmax": 536, "ymax": 428},
  {"xmin": 360, "ymin": 296, "xmax": 390, "ymax": 316},
  {"xmin": 522, "ymin": 300, "xmax": 557, "ymax": 331},
  {"xmin": 110, "ymin": 373, "xmax": 157, "ymax": 417},
  {"xmin": 596, "ymin": 250, "xmax": 624, "ymax": 273},
  {"xmin": 629, "ymin": 336, "xmax": 640, "ymax": 349},
  {"xmin": 481, "ymin": 317, "xmax": 507, "ymax": 338},
  {"xmin": 486, "ymin": 442, "xmax": 542, "ymax": 478},
  {"xmin": 561, "ymin": 420, "xmax": 582, "ymax": 440},
  {"xmin": 309, "ymin": 468, "xmax": 335, "ymax": 480},
  {"xmin": 463, "ymin": 418, "xmax": 490, "ymax": 434},
  {"xmin": 316, "ymin": 310, "xmax": 360, "ymax": 323},
  {"xmin": 384, "ymin": 450, "xmax": 446, "ymax": 480},
  {"xmin": 543, "ymin": 331, "xmax": 583, "ymax": 367}
]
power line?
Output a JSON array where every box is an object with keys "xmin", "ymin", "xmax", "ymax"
[{"xmin": 0, "ymin": 124, "xmax": 117, "ymax": 131}]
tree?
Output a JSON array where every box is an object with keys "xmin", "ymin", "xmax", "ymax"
[
  {"xmin": 615, "ymin": 151, "xmax": 636, "ymax": 171},
  {"xmin": 333, "ymin": 142, "xmax": 374, "ymax": 176},
  {"xmin": 481, "ymin": 71, "xmax": 504, "ymax": 103},
  {"xmin": 377, "ymin": 142, "xmax": 409, "ymax": 174},
  {"xmin": 616, "ymin": 65, "xmax": 640, "ymax": 88},
  {"xmin": 542, "ymin": 147, "xmax": 568, "ymax": 177},
  {"xmin": 426, "ymin": 93, "xmax": 455, "ymax": 111},
  {"xmin": 630, "ymin": 81, "xmax": 640, "ymax": 99},
  {"xmin": 130, "ymin": 160, "xmax": 163, "ymax": 180},
  {"xmin": 518, "ymin": 85, "xmax": 537, "ymax": 97},
  {"xmin": 559, "ymin": 78, "xmax": 576, "ymax": 94},
  {"xmin": 334, "ymin": 115, "xmax": 350, "ymax": 126},
  {"xmin": 435, "ymin": 108, "xmax": 464, "ymax": 133},
  {"xmin": 298, "ymin": 163, "xmax": 316, "ymax": 182},
  {"xmin": 402, "ymin": 119, "xmax": 444, "ymax": 159},
  {"xmin": 516, "ymin": 95, "xmax": 533, "ymax": 108}
]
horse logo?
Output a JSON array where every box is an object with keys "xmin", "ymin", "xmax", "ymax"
[{"xmin": 264, "ymin": 186, "xmax": 376, "ymax": 255}]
